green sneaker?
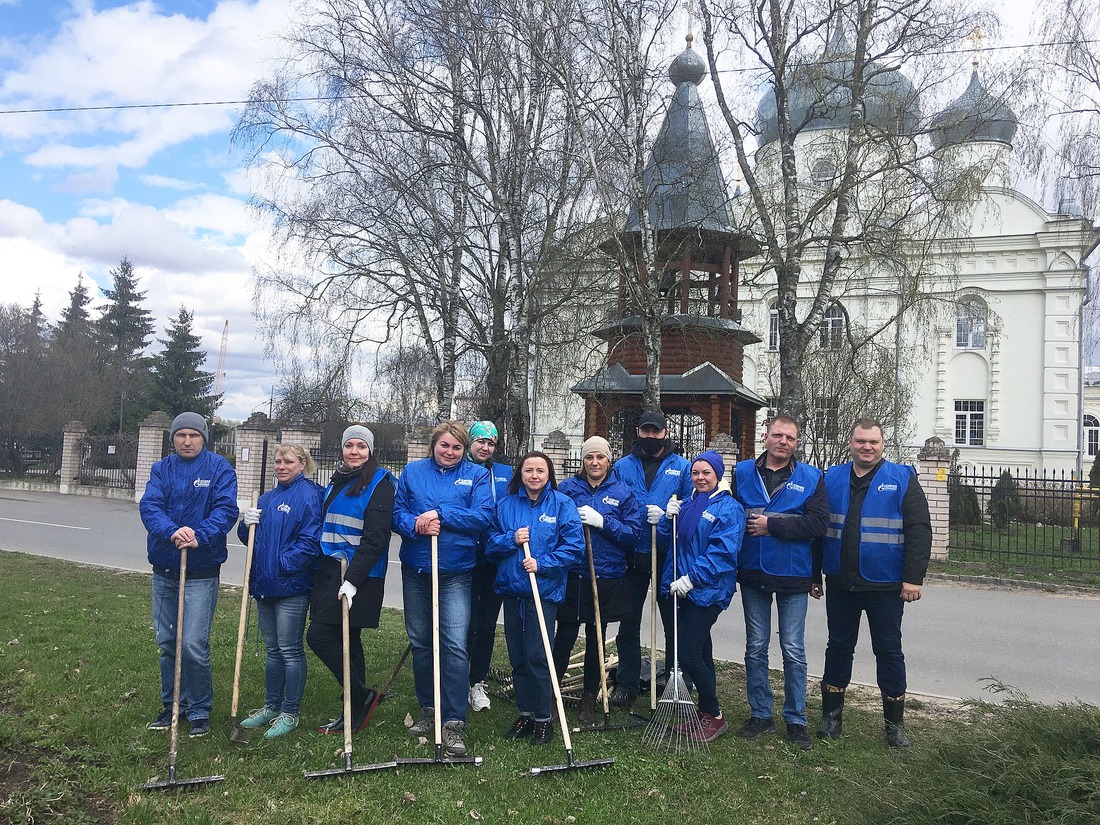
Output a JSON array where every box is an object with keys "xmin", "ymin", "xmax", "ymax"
[
  {"xmin": 240, "ymin": 706, "xmax": 279, "ymax": 729},
  {"xmin": 264, "ymin": 713, "xmax": 299, "ymax": 739}
]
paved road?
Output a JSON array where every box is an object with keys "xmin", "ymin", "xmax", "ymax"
[{"xmin": 2, "ymin": 488, "xmax": 1097, "ymax": 705}]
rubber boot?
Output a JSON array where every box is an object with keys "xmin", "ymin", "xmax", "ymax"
[
  {"xmin": 883, "ymin": 694, "xmax": 911, "ymax": 748},
  {"xmin": 817, "ymin": 684, "xmax": 845, "ymax": 739},
  {"xmin": 579, "ymin": 692, "xmax": 597, "ymax": 726}
]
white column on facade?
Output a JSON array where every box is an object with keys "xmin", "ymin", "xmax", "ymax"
[
  {"xmin": 987, "ymin": 333, "xmax": 1001, "ymax": 443},
  {"xmin": 935, "ymin": 329, "xmax": 951, "ymax": 439}
]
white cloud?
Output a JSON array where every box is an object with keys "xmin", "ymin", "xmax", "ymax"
[{"xmin": 141, "ymin": 174, "xmax": 202, "ymax": 191}]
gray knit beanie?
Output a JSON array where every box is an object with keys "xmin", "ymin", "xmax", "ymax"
[
  {"xmin": 170, "ymin": 412, "xmax": 208, "ymax": 443},
  {"xmin": 341, "ymin": 424, "xmax": 375, "ymax": 453}
]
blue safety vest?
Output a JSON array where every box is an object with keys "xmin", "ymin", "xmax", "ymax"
[
  {"xmin": 822, "ymin": 461, "xmax": 912, "ymax": 583},
  {"xmin": 321, "ymin": 467, "xmax": 392, "ymax": 578},
  {"xmin": 734, "ymin": 459, "xmax": 820, "ymax": 578}
]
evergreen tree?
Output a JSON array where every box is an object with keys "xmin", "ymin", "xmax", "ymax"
[
  {"xmin": 95, "ymin": 258, "xmax": 155, "ymax": 432},
  {"xmin": 149, "ymin": 307, "xmax": 220, "ymax": 418},
  {"xmin": 56, "ymin": 274, "xmax": 95, "ymax": 341},
  {"xmin": 49, "ymin": 275, "xmax": 111, "ymax": 429}
]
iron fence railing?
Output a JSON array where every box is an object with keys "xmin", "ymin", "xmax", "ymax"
[
  {"xmin": 79, "ymin": 434, "xmax": 138, "ymax": 489},
  {"xmin": 948, "ymin": 466, "xmax": 1100, "ymax": 573},
  {"xmin": 0, "ymin": 435, "xmax": 62, "ymax": 480}
]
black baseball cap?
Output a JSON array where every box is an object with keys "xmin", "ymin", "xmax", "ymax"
[{"xmin": 637, "ymin": 411, "xmax": 667, "ymax": 431}]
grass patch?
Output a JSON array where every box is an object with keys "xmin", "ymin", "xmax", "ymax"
[{"xmin": 0, "ymin": 549, "xmax": 1097, "ymax": 823}]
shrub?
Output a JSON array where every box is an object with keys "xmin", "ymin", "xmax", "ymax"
[
  {"xmin": 988, "ymin": 470, "xmax": 1019, "ymax": 528},
  {"xmin": 948, "ymin": 479, "xmax": 982, "ymax": 525}
]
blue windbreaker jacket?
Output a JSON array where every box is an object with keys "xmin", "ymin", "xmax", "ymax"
[
  {"xmin": 236, "ymin": 472, "xmax": 324, "ymax": 598},
  {"xmin": 486, "ymin": 487, "xmax": 585, "ymax": 603},
  {"xmin": 658, "ymin": 490, "xmax": 745, "ymax": 609},
  {"xmin": 611, "ymin": 450, "xmax": 693, "ymax": 556},
  {"xmin": 140, "ymin": 448, "xmax": 239, "ymax": 573},
  {"xmin": 393, "ymin": 456, "xmax": 495, "ymax": 573},
  {"xmin": 557, "ymin": 474, "xmax": 643, "ymax": 579}
]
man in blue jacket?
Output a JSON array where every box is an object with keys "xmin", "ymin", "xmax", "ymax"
[
  {"xmin": 609, "ymin": 410, "xmax": 693, "ymax": 706},
  {"xmin": 139, "ymin": 412, "xmax": 238, "ymax": 738},
  {"xmin": 732, "ymin": 415, "xmax": 828, "ymax": 751},
  {"xmin": 816, "ymin": 418, "xmax": 931, "ymax": 748}
]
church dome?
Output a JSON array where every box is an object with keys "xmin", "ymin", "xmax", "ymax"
[
  {"xmin": 929, "ymin": 70, "xmax": 1018, "ymax": 149},
  {"xmin": 755, "ymin": 28, "xmax": 921, "ymax": 146}
]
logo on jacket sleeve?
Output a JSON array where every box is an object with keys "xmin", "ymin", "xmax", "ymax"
[
  {"xmin": 538, "ymin": 513, "xmax": 558, "ymax": 524},
  {"xmin": 455, "ymin": 478, "xmax": 473, "ymax": 486},
  {"xmin": 877, "ymin": 483, "xmax": 899, "ymax": 492},
  {"xmin": 786, "ymin": 482, "xmax": 806, "ymax": 493},
  {"xmin": 601, "ymin": 496, "xmax": 620, "ymax": 507},
  {"xmin": 278, "ymin": 503, "xmax": 291, "ymax": 514},
  {"xmin": 193, "ymin": 478, "xmax": 211, "ymax": 488}
]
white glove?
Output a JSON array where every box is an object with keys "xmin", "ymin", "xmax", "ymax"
[
  {"xmin": 646, "ymin": 504, "xmax": 664, "ymax": 525},
  {"xmin": 665, "ymin": 497, "xmax": 682, "ymax": 517},
  {"xmin": 338, "ymin": 580, "xmax": 357, "ymax": 610},
  {"xmin": 577, "ymin": 505, "xmax": 604, "ymax": 530},
  {"xmin": 243, "ymin": 507, "xmax": 262, "ymax": 526},
  {"xmin": 669, "ymin": 575, "xmax": 694, "ymax": 598}
]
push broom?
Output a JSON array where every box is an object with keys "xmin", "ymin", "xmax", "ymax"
[
  {"xmin": 523, "ymin": 541, "xmax": 614, "ymax": 776},
  {"xmin": 140, "ymin": 545, "xmax": 226, "ymax": 790}
]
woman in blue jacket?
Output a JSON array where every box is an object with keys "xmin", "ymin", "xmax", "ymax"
[
  {"xmin": 553, "ymin": 436, "xmax": 643, "ymax": 724},
  {"xmin": 392, "ymin": 421, "xmax": 494, "ymax": 758},
  {"xmin": 487, "ymin": 452, "xmax": 584, "ymax": 746},
  {"xmin": 236, "ymin": 444, "xmax": 324, "ymax": 738},
  {"xmin": 308, "ymin": 425, "xmax": 396, "ymax": 735},
  {"xmin": 660, "ymin": 450, "xmax": 745, "ymax": 743}
]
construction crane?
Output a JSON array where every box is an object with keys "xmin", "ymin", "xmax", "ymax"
[{"xmin": 214, "ymin": 320, "xmax": 229, "ymax": 398}]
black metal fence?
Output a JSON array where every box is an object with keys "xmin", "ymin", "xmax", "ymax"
[
  {"xmin": 948, "ymin": 466, "xmax": 1100, "ymax": 573},
  {"xmin": 308, "ymin": 444, "xmax": 408, "ymax": 485},
  {"xmin": 79, "ymin": 434, "xmax": 138, "ymax": 489},
  {"xmin": 0, "ymin": 435, "xmax": 62, "ymax": 481}
]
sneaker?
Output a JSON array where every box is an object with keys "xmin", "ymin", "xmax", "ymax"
[
  {"xmin": 264, "ymin": 713, "xmax": 299, "ymax": 739},
  {"xmin": 146, "ymin": 707, "xmax": 176, "ymax": 731},
  {"xmin": 609, "ymin": 687, "xmax": 636, "ymax": 708},
  {"xmin": 441, "ymin": 720, "xmax": 467, "ymax": 757},
  {"xmin": 407, "ymin": 707, "xmax": 434, "ymax": 737},
  {"xmin": 188, "ymin": 718, "xmax": 210, "ymax": 738},
  {"xmin": 505, "ymin": 715, "xmax": 535, "ymax": 739},
  {"xmin": 737, "ymin": 716, "xmax": 777, "ymax": 739},
  {"xmin": 240, "ymin": 706, "xmax": 279, "ymax": 730},
  {"xmin": 468, "ymin": 681, "xmax": 491, "ymax": 712},
  {"xmin": 530, "ymin": 719, "xmax": 553, "ymax": 746},
  {"xmin": 317, "ymin": 715, "xmax": 344, "ymax": 735},
  {"xmin": 786, "ymin": 723, "xmax": 813, "ymax": 751},
  {"xmin": 693, "ymin": 711, "xmax": 729, "ymax": 743}
]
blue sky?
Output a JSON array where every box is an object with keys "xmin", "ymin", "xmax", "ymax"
[{"xmin": 0, "ymin": 0, "xmax": 295, "ymax": 419}]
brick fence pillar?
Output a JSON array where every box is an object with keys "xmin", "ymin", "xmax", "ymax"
[
  {"xmin": 59, "ymin": 420, "xmax": 87, "ymax": 495},
  {"xmin": 278, "ymin": 422, "xmax": 322, "ymax": 459},
  {"xmin": 917, "ymin": 435, "xmax": 951, "ymax": 561},
  {"xmin": 707, "ymin": 432, "xmax": 740, "ymax": 484},
  {"xmin": 134, "ymin": 411, "xmax": 171, "ymax": 503},
  {"xmin": 540, "ymin": 430, "xmax": 571, "ymax": 478},
  {"xmin": 406, "ymin": 426, "xmax": 432, "ymax": 464},
  {"xmin": 236, "ymin": 413, "xmax": 280, "ymax": 504}
]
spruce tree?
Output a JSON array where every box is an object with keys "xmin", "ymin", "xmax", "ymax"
[
  {"xmin": 149, "ymin": 307, "xmax": 220, "ymax": 418},
  {"xmin": 95, "ymin": 258, "xmax": 155, "ymax": 432},
  {"xmin": 49, "ymin": 275, "xmax": 111, "ymax": 429}
]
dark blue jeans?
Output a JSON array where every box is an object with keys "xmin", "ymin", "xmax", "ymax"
[
  {"xmin": 467, "ymin": 561, "xmax": 502, "ymax": 685},
  {"xmin": 503, "ymin": 596, "xmax": 558, "ymax": 721},
  {"xmin": 402, "ymin": 566, "xmax": 472, "ymax": 724},
  {"xmin": 152, "ymin": 570, "xmax": 219, "ymax": 722},
  {"xmin": 676, "ymin": 600, "xmax": 722, "ymax": 716},
  {"xmin": 822, "ymin": 586, "xmax": 906, "ymax": 697}
]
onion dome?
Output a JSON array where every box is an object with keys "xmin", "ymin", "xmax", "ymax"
[
  {"xmin": 929, "ymin": 70, "xmax": 1018, "ymax": 149},
  {"xmin": 755, "ymin": 27, "xmax": 921, "ymax": 146}
]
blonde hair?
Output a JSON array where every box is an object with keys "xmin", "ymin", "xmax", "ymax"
[
  {"xmin": 274, "ymin": 443, "xmax": 316, "ymax": 475},
  {"xmin": 429, "ymin": 420, "xmax": 470, "ymax": 451}
]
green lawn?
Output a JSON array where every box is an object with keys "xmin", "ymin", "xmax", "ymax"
[
  {"xmin": 947, "ymin": 524, "xmax": 1100, "ymax": 587},
  {"xmin": 2, "ymin": 550, "xmax": 1098, "ymax": 824}
]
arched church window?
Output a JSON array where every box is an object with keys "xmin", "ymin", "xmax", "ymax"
[
  {"xmin": 819, "ymin": 304, "xmax": 845, "ymax": 349},
  {"xmin": 956, "ymin": 298, "xmax": 987, "ymax": 349},
  {"xmin": 1085, "ymin": 414, "xmax": 1100, "ymax": 458}
]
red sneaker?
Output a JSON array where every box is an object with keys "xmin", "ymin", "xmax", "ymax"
[{"xmin": 693, "ymin": 711, "xmax": 729, "ymax": 742}]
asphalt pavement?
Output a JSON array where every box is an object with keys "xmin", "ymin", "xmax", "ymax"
[{"xmin": 2, "ymin": 487, "xmax": 1097, "ymax": 705}]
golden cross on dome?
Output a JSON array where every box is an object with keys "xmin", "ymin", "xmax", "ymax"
[{"xmin": 969, "ymin": 27, "xmax": 983, "ymax": 72}]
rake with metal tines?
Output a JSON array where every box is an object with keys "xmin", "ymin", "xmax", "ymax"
[{"xmin": 643, "ymin": 503, "xmax": 704, "ymax": 751}]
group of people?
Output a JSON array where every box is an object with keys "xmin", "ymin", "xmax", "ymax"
[{"xmin": 139, "ymin": 408, "xmax": 929, "ymax": 756}]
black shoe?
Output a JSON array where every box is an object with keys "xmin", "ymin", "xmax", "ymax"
[
  {"xmin": 505, "ymin": 716, "xmax": 535, "ymax": 739},
  {"xmin": 317, "ymin": 715, "xmax": 344, "ymax": 735},
  {"xmin": 530, "ymin": 719, "xmax": 553, "ymax": 746},
  {"xmin": 187, "ymin": 718, "xmax": 210, "ymax": 738},
  {"xmin": 818, "ymin": 685, "xmax": 845, "ymax": 739},
  {"xmin": 350, "ymin": 689, "xmax": 381, "ymax": 733},
  {"xmin": 786, "ymin": 723, "xmax": 813, "ymax": 751},
  {"xmin": 737, "ymin": 716, "xmax": 776, "ymax": 739},
  {"xmin": 146, "ymin": 707, "xmax": 176, "ymax": 731},
  {"xmin": 609, "ymin": 688, "xmax": 636, "ymax": 708},
  {"xmin": 579, "ymin": 692, "xmax": 598, "ymax": 726}
]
